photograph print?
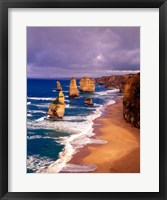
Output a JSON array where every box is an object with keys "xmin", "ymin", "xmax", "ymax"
[{"xmin": 27, "ymin": 27, "xmax": 140, "ymax": 173}]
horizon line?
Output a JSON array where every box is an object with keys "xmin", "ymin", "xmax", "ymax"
[{"xmin": 27, "ymin": 71, "xmax": 140, "ymax": 80}]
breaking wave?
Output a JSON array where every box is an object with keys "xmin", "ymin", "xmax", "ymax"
[
  {"xmin": 95, "ymin": 89, "xmax": 120, "ymax": 96},
  {"xmin": 27, "ymin": 155, "xmax": 54, "ymax": 172},
  {"xmin": 27, "ymin": 97, "xmax": 55, "ymax": 101},
  {"xmin": 35, "ymin": 104, "xmax": 107, "ymax": 173},
  {"xmin": 27, "ymin": 87, "xmax": 118, "ymax": 173}
]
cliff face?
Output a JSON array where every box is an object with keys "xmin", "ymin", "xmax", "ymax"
[
  {"xmin": 95, "ymin": 74, "xmax": 137, "ymax": 92},
  {"xmin": 123, "ymin": 73, "xmax": 140, "ymax": 128},
  {"xmin": 95, "ymin": 75, "xmax": 124, "ymax": 91},
  {"xmin": 56, "ymin": 81, "xmax": 62, "ymax": 91},
  {"xmin": 69, "ymin": 78, "xmax": 79, "ymax": 98},
  {"xmin": 80, "ymin": 76, "xmax": 95, "ymax": 92},
  {"xmin": 48, "ymin": 91, "xmax": 66, "ymax": 119},
  {"xmin": 95, "ymin": 73, "xmax": 140, "ymax": 128}
]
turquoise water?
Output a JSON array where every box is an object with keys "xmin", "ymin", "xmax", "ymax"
[{"xmin": 27, "ymin": 79, "xmax": 120, "ymax": 173}]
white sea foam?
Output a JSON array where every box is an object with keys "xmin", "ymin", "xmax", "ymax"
[
  {"xmin": 28, "ymin": 87, "xmax": 117, "ymax": 173},
  {"xmin": 35, "ymin": 116, "xmax": 45, "ymax": 122},
  {"xmin": 27, "ymin": 102, "xmax": 31, "ymax": 105},
  {"xmin": 63, "ymin": 116, "xmax": 86, "ymax": 121},
  {"xmin": 27, "ymin": 104, "xmax": 103, "ymax": 132},
  {"xmin": 62, "ymin": 90, "xmax": 69, "ymax": 93},
  {"xmin": 65, "ymin": 106, "xmax": 95, "ymax": 110},
  {"xmin": 27, "ymin": 113, "xmax": 32, "ymax": 117},
  {"xmin": 28, "ymin": 110, "xmax": 46, "ymax": 114},
  {"xmin": 61, "ymin": 164, "xmax": 97, "ymax": 173},
  {"xmin": 35, "ymin": 104, "xmax": 49, "ymax": 108},
  {"xmin": 28, "ymin": 131, "xmax": 36, "ymax": 135},
  {"xmin": 36, "ymin": 103, "xmax": 105, "ymax": 173},
  {"xmin": 106, "ymin": 99, "xmax": 116, "ymax": 105},
  {"xmin": 65, "ymin": 104, "xmax": 70, "ymax": 108},
  {"xmin": 27, "ymin": 119, "xmax": 89, "ymax": 134},
  {"xmin": 27, "ymin": 135, "xmax": 42, "ymax": 140},
  {"xmin": 95, "ymin": 89, "xmax": 120, "ymax": 96},
  {"xmin": 27, "ymin": 135, "xmax": 52, "ymax": 140},
  {"xmin": 64, "ymin": 135, "xmax": 107, "ymax": 149},
  {"xmin": 27, "ymin": 97, "xmax": 55, "ymax": 101},
  {"xmin": 27, "ymin": 155, "xmax": 54, "ymax": 172},
  {"xmin": 89, "ymin": 138, "xmax": 107, "ymax": 145},
  {"xmin": 94, "ymin": 103, "xmax": 100, "ymax": 106}
]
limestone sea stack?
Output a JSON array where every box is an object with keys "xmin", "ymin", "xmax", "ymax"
[
  {"xmin": 80, "ymin": 76, "xmax": 95, "ymax": 92},
  {"xmin": 84, "ymin": 98, "xmax": 93, "ymax": 106},
  {"xmin": 123, "ymin": 73, "xmax": 140, "ymax": 128},
  {"xmin": 58, "ymin": 90, "xmax": 65, "ymax": 103},
  {"xmin": 56, "ymin": 81, "xmax": 62, "ymax": 91},
  {"xmin": 69, "ymin": 77, "xmax": 79, "ymax": 98},
  {"xmin": 47, "ymin": 91, "xmax": 66, "ymax": 119}
]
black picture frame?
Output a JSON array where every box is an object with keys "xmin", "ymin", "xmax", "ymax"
[{"xmin": 0, "ymin": 0, "xmax": 167, "ymax": 199}]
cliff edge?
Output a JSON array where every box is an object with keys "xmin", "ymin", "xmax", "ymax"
[
  {"xmin": 95, "ymin": 73, "xmax": 140, "ymax": 128},
  {"xmin": 123, "ymin": 73, "xmax": 140, "ymax": 128}
]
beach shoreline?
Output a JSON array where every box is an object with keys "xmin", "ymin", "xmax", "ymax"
[{"xmin": 67, "ymin": 97, "xmax": 140, "ymax": 173}]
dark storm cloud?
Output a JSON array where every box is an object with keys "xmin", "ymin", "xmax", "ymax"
[{"xmin": 27, "ymin": 27, "xmax": 140, "ymax": 78}]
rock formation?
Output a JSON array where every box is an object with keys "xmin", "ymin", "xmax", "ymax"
[
  {"xmin": 84, "ymin": 98, "xmax": 93, "ymax": 106},
  {"xmin": 123, "ymin": 73, "xmax": 140, "ymax": 128},
  {"xmin": 95, "ymin": 73, "xmax": 140, "ymax": 128},
  {"xmin": 80, "ymin": 76, "xmax": 95, "ymax": 92},
  {"xmin": 47, "ymin": 91, "xmax": 66, "ymax": 119},
  {"xmin": 56, "ymin": 81, "xmax": 62, "ymax": 91},
  {"xmin": 95, "ymin": 74, "xmax": 137, "ymax": 92},
  {"xmin": 58, "ymin": 90, "xmax": 65, "ymax": 104},
  {"xmin": 69, "ymin": 77, "xmax": 79, "ymax": 98}
]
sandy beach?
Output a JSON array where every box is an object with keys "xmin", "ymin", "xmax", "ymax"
[{"xmin": 69, "ymin": 97, "xmax": 140, "ymax": 173}]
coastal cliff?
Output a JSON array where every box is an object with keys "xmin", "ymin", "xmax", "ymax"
[
  {"xmin": 48, "ymin": 91, "xmax": 66, "ymax": 119},
  {"xmin": 123, "ymin": 73, "xmax": 140, "ymax": 128},
  {"xmin": 95, "ymin": 74, "xmax": 138, "ymax": 92},
  {"xmin": 95, "ymin": 73, "xmax": 140, "ymax": 128},
  {"xmin": 69, "ymin": 78, "xmax": 79, "ymax": 98},
  {"xmin": 80, "ymin": 76, "xmax": 95, "ymax": 92}
]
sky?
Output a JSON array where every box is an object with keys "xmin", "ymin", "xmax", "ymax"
[{"xmin": 27, "ymin": 27, "xmax": 140, "ymax": 78}]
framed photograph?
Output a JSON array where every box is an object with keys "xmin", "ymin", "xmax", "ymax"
[{"xmin": 0, "ymin": 0, "xmax": 166, "ymax": 199}]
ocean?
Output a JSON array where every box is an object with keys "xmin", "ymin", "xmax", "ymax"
[{"xmin": 27, "ymin": 78, "xmax": 120, "ymax": 173}]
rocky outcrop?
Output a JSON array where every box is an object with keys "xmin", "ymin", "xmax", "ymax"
[
  {"xmin": 47, "ymin": 91, "xmax": 66, "ymax": 119},
  {"xmin": 84, "ymin": 98, "xmax": 93, "ymax": 106},
  {"xmin": 123, "ymin": 73, "xmax": 140, "ymax": 128},
  {"xmin": 95, "ymin": 73, "xmax": 140, "ymax": 128},
  {"xmin": 95, "ymin": 74, "xmax": 137, "ymax": 92},
  {"xmin": 58, "ymin": 90, "xmax": 65, "ymax": 104},
  {"xmin": 56, "ymin": 81, "xmax": 62, "ymax": 91},
  {"xmin": 80, "ymin": 76, "xmax": 95, "ymax": 92},
  {"xmin": 69, "ymin": 78, "xmax": 79, "ymax": 98}
]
